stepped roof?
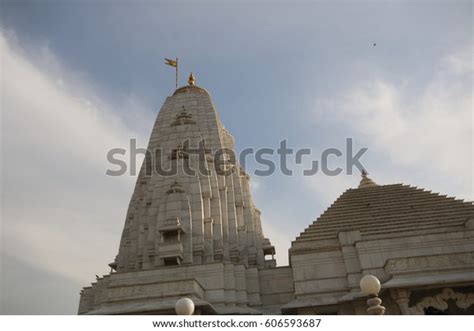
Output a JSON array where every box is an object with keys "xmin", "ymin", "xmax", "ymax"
[{"xmin": 291, "ymin": 179, "xmax": 474, "ymax": 252}]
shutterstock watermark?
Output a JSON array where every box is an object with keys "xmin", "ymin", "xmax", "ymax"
[{"xmin": 106, "ymin": 138, "xmax": 368, "ymax": 177}]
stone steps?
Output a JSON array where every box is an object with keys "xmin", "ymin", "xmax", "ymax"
[
  {"xmin": 302, "ymin": 217, "xmax": 465, "ymax": 235},
  {"xmin": 307, "ymin": 211, "xmax": 469, "ymax": 229},
  {"xmin": 305, "ymin": 210, "xmax": 472, "ymax": 229},
  {"xmin": 295, "ymin": 222, "xmax": 467, "ymax": 242},
  {"xmin": 292, "ymin": 183, "xmax": 474, "ymax": 247},
  {"xmin": 298, "ymin": 218, "xmax": 466, "ymax": 239},
  {"xmin": 312, "ymin": 208, "xmax": 472, "ymax": 225}
]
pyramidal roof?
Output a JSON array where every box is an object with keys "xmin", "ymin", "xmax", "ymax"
[{"xmin": 291, "ymin": 176, "xmax": 474, "ymax": 253}]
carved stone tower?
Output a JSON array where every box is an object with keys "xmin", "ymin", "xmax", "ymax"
[
  {"xmin": 79, "ymin": 75, "xmax": 279, "ymax": 314},
  {"xmin": 114, "ymin": 74, "xmax": 273, "ymax": 271}
]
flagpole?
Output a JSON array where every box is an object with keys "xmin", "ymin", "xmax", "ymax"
[
  {"xmin": 175, "ymin": 57, "xmax": 179, "ymax": 90},
  {"xmin": 165, "ymin": 57, "xmax": 179, "ymax": 90}
]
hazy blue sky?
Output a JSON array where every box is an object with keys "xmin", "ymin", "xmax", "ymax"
[{"xmin": 1, "ymin": 0, "xmax": 472, "ymax": 314}]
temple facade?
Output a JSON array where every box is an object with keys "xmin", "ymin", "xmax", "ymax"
[
  {"xmin": 285, "ymin": 172, "xmax": 474, "ymax": 314},
  {"xmin": 79, "ymin": 77, "xmax": 474, "ymax": 315}
]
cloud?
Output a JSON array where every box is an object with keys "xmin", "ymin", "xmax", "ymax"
[
  {"xmin": 1, "ymin": 254, "xmax": 81, "ymax": 314},
  {"xmin": 1, "ymin": 32, "xmax": 150, "ymax": 312},
  {"xmin": 311, "ymin": 46, "xmax": 473, "ymax": 200}
]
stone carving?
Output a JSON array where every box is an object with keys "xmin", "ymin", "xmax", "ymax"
[
  {"xmin": 171, "ymin": 106, "xmax": 196, "ymax": 126},
  {"xmin": 166, "ymin": 181, "xmax": 186, "ymax": 194},
  {"xmin": 407, "ymin": 288, "xmax": 474, "ymax": 314},
  {"xmin": 169, "ymin": 143, "xmax": 189, "ymax": 160},
  {"xmin": 386, "ymin": 252, "xmax": 474, "ymax": 275}
]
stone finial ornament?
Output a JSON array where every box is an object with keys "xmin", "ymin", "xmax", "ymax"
[{"xmin": 359, "ymin": 169, "xmax": 378, "ymax": 188}]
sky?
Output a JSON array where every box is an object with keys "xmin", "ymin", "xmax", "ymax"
[{"xmin": 0, "ymin": 0, "xmax": 472, "ymax": 314}]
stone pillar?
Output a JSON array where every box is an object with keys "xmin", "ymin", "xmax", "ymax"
[
  {"xmin": 218, "ymin": 175, "xmax": 230, "ymax": 261},
  {"xmin": 241, "ymin": 171, "xmax": 257, "ymax": 265},
  {"xmin": 338, "ymin": 230, "xmax": 362, "ymax": 290},
  {"xmin": 201, "ymin": 177, "xmax": 214, "ymax": 263},
  {"xmin": 390, "ymin": 288, "xmax": 411, "ymax": 315},
  {"xmin": 245, "ymin": 267, "xmax": 262, "ymax": 306},
  {"xmin": 224, "ymin": 263, "xmax": 237, "ymax": 306},
  {"xmin": 226, "ymin": 171, "xmax": 239, "ymax": 262},
  {"xmin": 253, "ymin": 209, "xmax": 265, "ymax": 267},
  {"xmin": 235, "ymin": 264, "xmax": 248, "ymax": 306},
  {"xmin": 208, "ymin": 157, "xmax": 224, "ymax": 262},
  {"xmin": 232, "ymin": 170, "xmax": 246, "ymax": 260}
]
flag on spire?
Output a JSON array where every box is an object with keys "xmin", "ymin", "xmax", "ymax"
[
  {"xmin": 164, "ymin": 58, "xmax": 177, "ymax": 67},
  {"xmin": 164, "ymin": 57, "xmax": 179, "ymax": 89}
]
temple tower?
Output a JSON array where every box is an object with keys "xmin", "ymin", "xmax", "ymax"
[{"xmin": 79, "ymin": 75, "xmax": 279, "ymax": 314}]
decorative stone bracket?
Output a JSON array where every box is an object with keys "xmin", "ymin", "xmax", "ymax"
[{"xmin": 407, "ymin": 288, "xmax": 474, "ymax": 314}]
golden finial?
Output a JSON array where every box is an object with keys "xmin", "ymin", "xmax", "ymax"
[{"xmin": 188, "ymin": 72, "xmax": 195, "ymax": 86}]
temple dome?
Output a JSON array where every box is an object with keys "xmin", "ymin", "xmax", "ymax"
[
  {"xmin": 173, "ymin": 84, "xmax": 210, "ymax": 96},
  {"xmin": 173, "ymin": 73, "xmax": 210, "ymax": 96}
]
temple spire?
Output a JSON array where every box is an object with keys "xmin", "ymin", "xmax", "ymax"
[{"xmin": 358, "ymin": 169, "xmax": 378, "ymax": 188}]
